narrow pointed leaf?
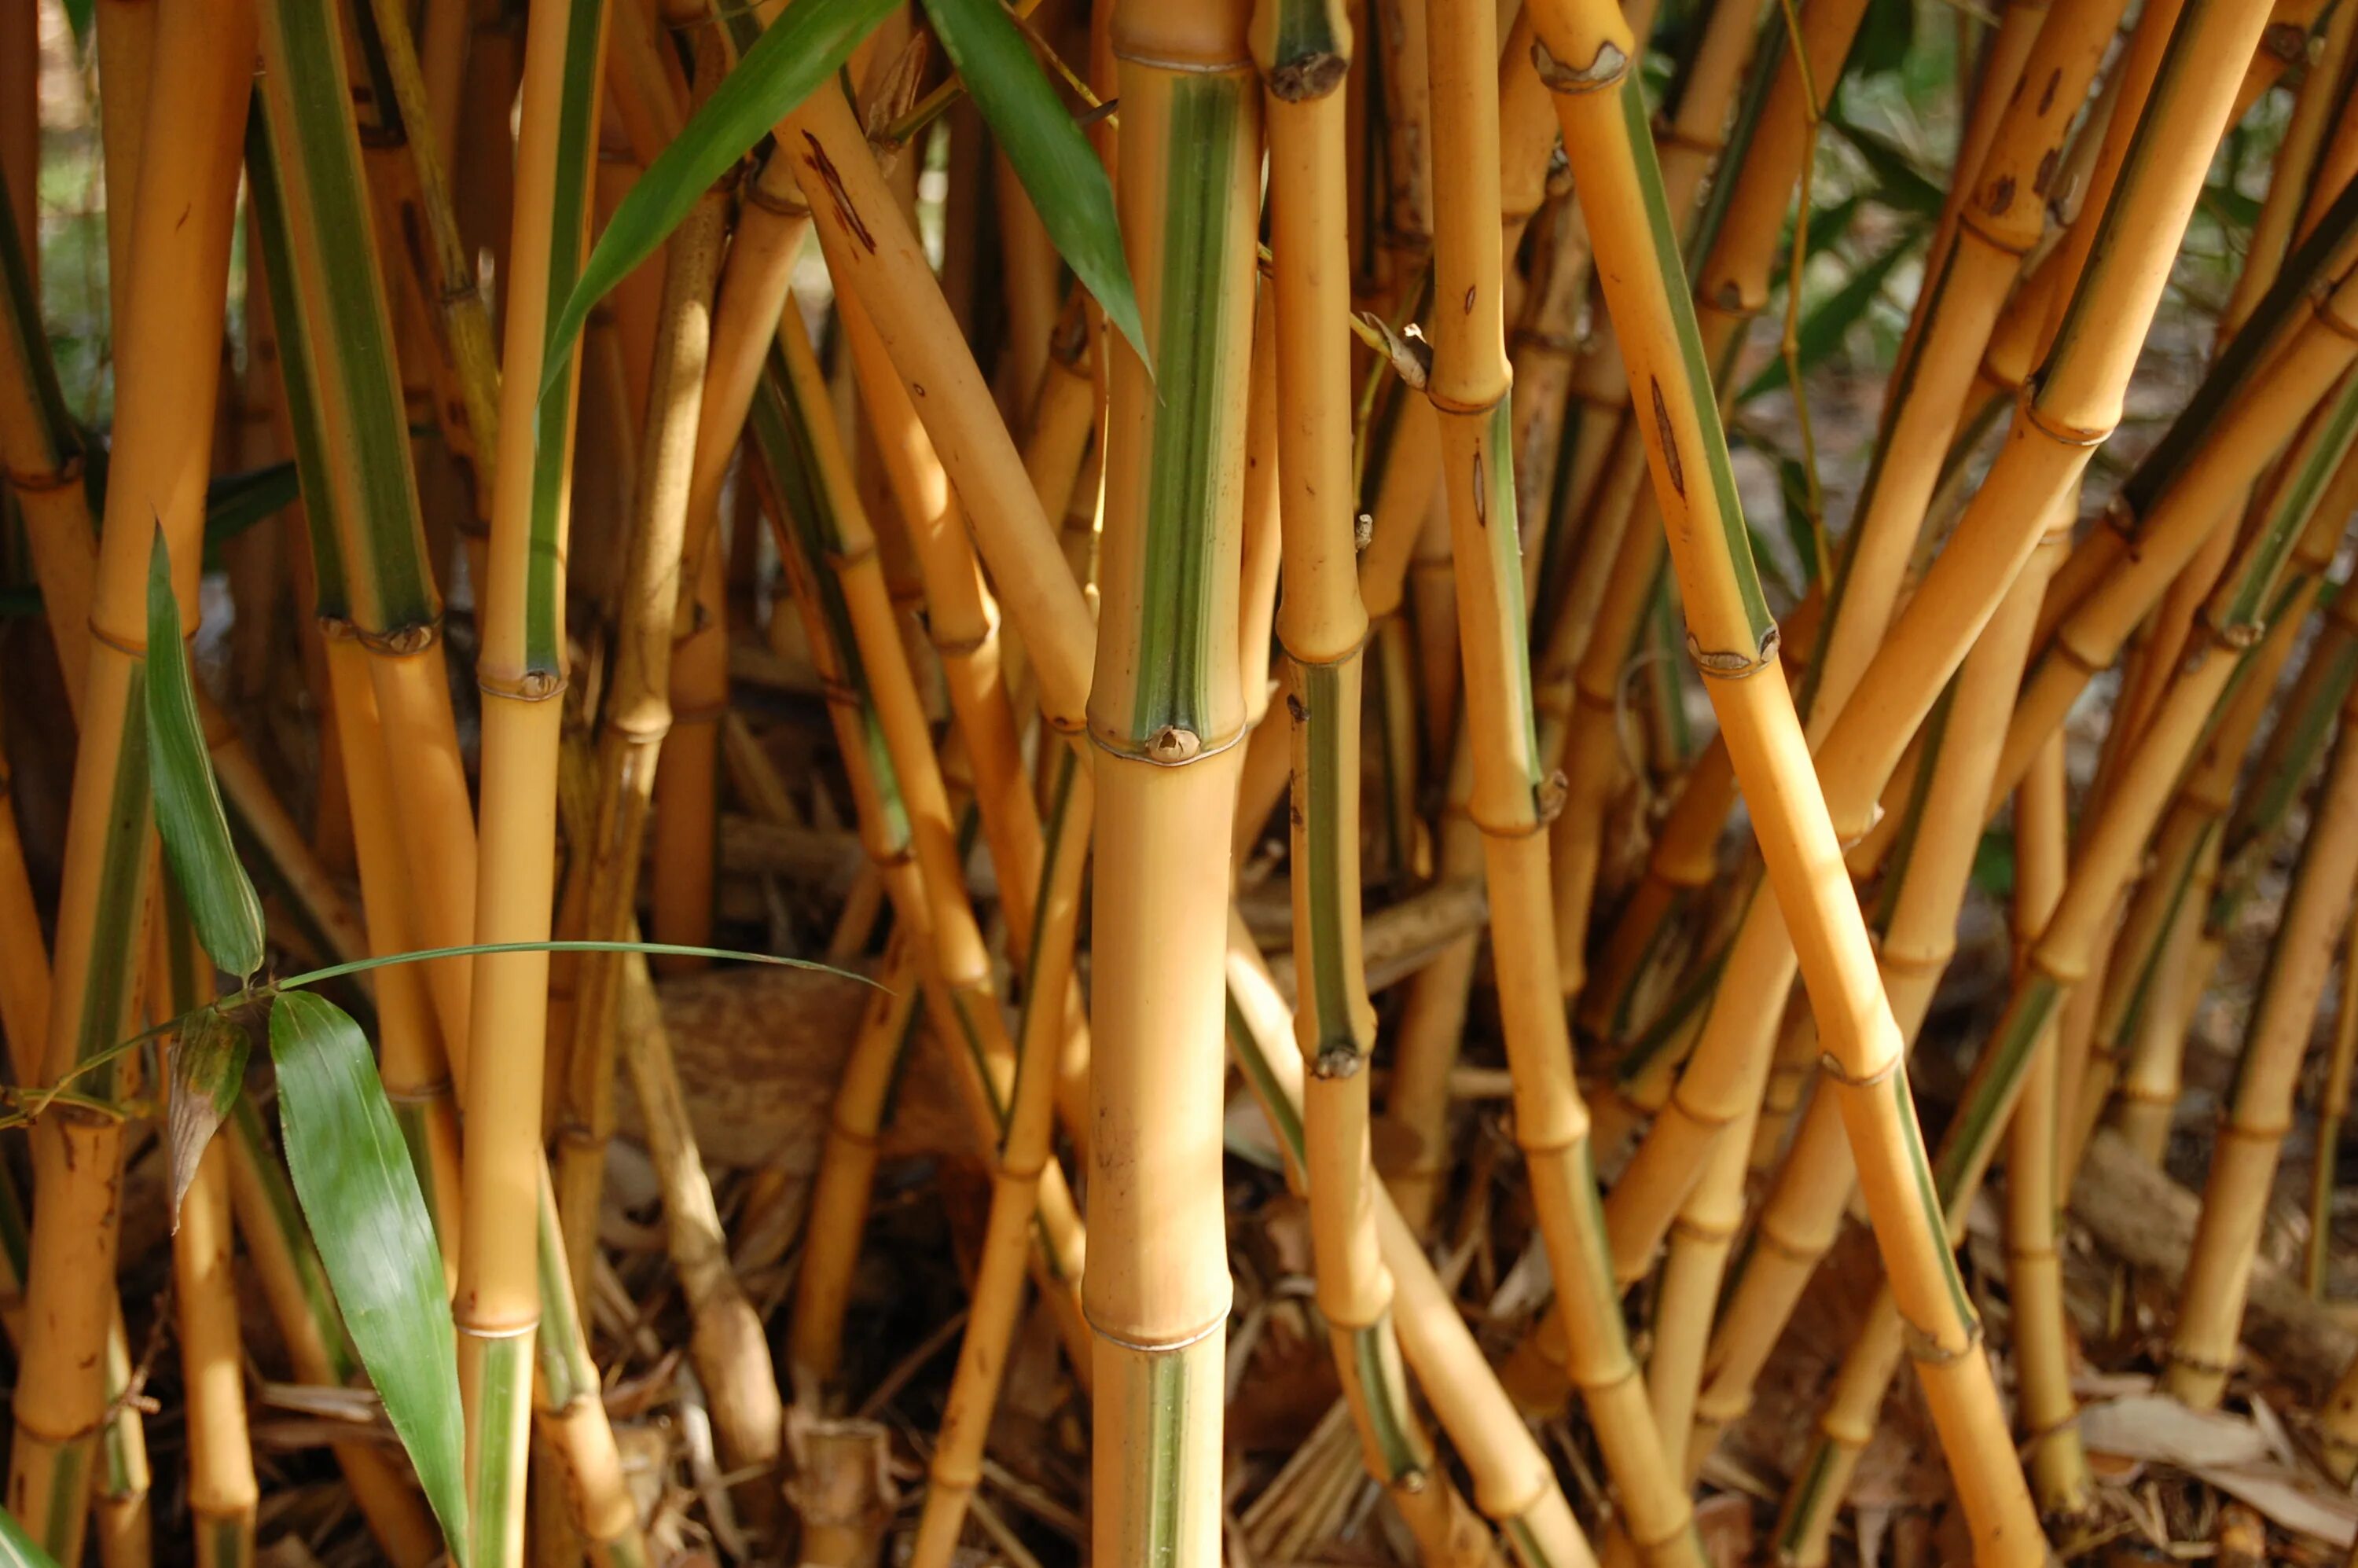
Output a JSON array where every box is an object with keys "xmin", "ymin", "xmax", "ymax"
[
  {"xmin": 267, "ymin": 991, "xmax": 468, "ymax": 1564},
  {"xmin": 0, "ymin": 1507, "xmax": 61, "ymax": 1568},
  {"xmin": 541, "ymin": 0, "xmax": 902, "ymax": 391},
  {"xmin": 914, "ymin": 0, "xmax": 1149, "ymax": 369},
  {"xmin": 145, "ymin": 530, "xmax": 267, "ymax": 981},
  {"xmin": 167, "ymin": 1010, "xmax": 251, "ymax": 1229}
]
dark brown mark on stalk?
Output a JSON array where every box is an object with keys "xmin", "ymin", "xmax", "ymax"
[
  {"xmin": 1984, "ymin": 174, "xmax": 2015, "ymax": 216},
  {"xmin": 1463, "ymin": 285, "xmax": 1476, "ymax": 314},
  {"xmin": 1650, "ymin": 378, "xmax": 1684, "ymax": 498},
  {"xmin": 801, "ymin": 133, "xmax": 877, "ymax": 255},
  {"xmin": 2033, "ymin": 150, "xmax": 2059, "ymax": 198},
  {"xmin": 2037, "ymin": 68, "xmax": 2059, "ymax": 116}
]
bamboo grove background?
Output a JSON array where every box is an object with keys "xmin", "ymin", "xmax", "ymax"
[{"xmin": 19, "ymin": 0, "xmax": 2358, "ymax": 1563}]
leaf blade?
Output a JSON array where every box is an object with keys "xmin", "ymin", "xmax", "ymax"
[
  {"xmin": 268, "ymin": 992, "xmax": 468, "ymax": 1564},
  {"xmin": 915, "ymin": 0, "xmax": 1148, "ymax": 369},
  {"xmin": 145, "ymin": 530, "xmax": 267, "ymax": 981},
  {"xmin": 541, "ymin": 0, "xmax": 902, "ymax": 391},
  {"xmin": 167, "ymin": 1010, "xmax": 250, "ymax": 1230}
]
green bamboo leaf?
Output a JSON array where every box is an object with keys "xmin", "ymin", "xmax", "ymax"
[
  {"xmin": 167, "ymin": 1010, "xmax": 250, "ymax": 1229},
  {"xmin": 541, "ymin": 0, "xmax": 901, "ymax": 393},
  {"xmin": 145, "ymin": 530, "xmax": 267, "ymax": 982},
  {"xmin": 267, "ymin": 990, "xmax": 468, "ymax": 1564},
  {"xmin": 1826, "ymin": 115, "xmax": 1945, "ymax": 218},
  {"xmin": 0, "ymin": 1507, "xmax": 60, "ymax": 1568},
  {"xmin": 914, "ymin": 0, "xmax": 1149, "ymax": 371}
]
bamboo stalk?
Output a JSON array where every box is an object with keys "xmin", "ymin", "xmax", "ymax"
[
  {"xmin": 2005, "ymin": 730, "xmax": 2094, "ymax": 1519},
  {"xmin": 2166, "ymin": 670, "xmax": 2358, "ymax": 1405},
  {"xmin": 8, "ymin": 5, "xmax": 253, "ymax": 1556},
  {"xmin": 909, "ymin": 754, "xmax": 1092, "ymax": 1567},
  {"xmin": 457, "ymin": 0, "xmax": 608, "ymax": 1556},
  {"xmin": 1084, "ymin": 6, "xmax": 1258, "ymax": 1561}
]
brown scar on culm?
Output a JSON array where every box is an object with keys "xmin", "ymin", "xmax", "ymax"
[
  {"xmin": 1650, "ymin": 377, "xmax": 1684, "ymax": 498},
  {"xmin": 801, "ymin": 133, "xmax": 878, "ymax": 255}
]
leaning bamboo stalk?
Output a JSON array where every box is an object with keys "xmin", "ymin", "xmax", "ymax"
[
  {"xmin": 1686, "ymin": 525, "xmax": 2062, "ymax": 1478},
  {"xmin": 2166, "ymin": 671, "xmax": 2358, "ymax": 1405},
  {"xmin": 1225, "ymin": 926, "xmax": 1589, "ymax": 1566},
  {"xmin": 2005, "ymin": 731, "xmax": 2094, "ymax": 1519},
  {"xmin": 1424, "ymin": 0, "xmax": 1702, "ymax": 1557},
  {"xmin": 2313, "ymin": 911, "xmax": 2358, "ymax": 1297},
  {"xmin": 0, "ymin": 183, "xmax": 97, "ymax": 709},
  {"xmin": 1777, "ymin": 349, "xmax": 2357, "ymax": 1567},
  {"xmin": 767, "ymin": 20, "xmax": 1094, "ymax": 736},
  {"xmin": 749, "ymin": 325, "xmax": 1090, "ymax": 1378},
  {"xmin": 256, "ymin": 0, "xmax": 483, "ymax": 1074},
  {"xmin": 555, "ymin": 168, "xmax": 729, "ymax": 1320},
  {"xmin": 8, "ymin": 6, "xmax": 252, "ymax": 1557},
  {"xmin": 1084, "ymin": 7, "xmax": 1257, "ymax": 1561},
  {"xmin": 458, "ymin": 0, "xmax": 608, "ymax": 1556},
  {"xmin": 909, "ymin": 755, "xmax": 1093, "ymax": 1568},
  {"xmin": 1528, "ymin": 1, "xmax": 2066, "ymax": 1554},
  {"xmin": 1798, "ymin": 0, "xmax": 2270, "ymax": 854},
  {"xmin": 1254, "ymin": 6, "xmax": 1487, "ymax": 1557}
]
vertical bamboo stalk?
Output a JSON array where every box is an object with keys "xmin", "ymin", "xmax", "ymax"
[
  {"xmin": 8, "ymin": 6, "xmax": 253, "ymax": 1558},
  {"xmin": 1079, "ymin": 6, "xmax": 1259, "ymax": 1563},
  {"xmin": 2005, "ymin": 731, "xmax": 2094, "ymax": 1519},
  {"xmin": 458, "ymin": 0, "xmax": 608, "ymax": 1559}
]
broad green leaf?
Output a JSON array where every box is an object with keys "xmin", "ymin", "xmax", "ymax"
[
  {"xmin": 542, "ymin": 0, "xmax": 902, "ymax": 393},
  {"xmin": 0, "ymin": 1507, "xmax": 60, "ymax": 1568},
  {"xmin": 268, "ymin": 991, "xmax": 468, "ymax": 1564},
  {"xmin": 145, "ymin": 531, "xmax": 267, "ymax": 981},
  {"xmin": 916, "ymin": 0, "xmax": 1148, "ymax": 369},
  {"xmin": 167, "ymin": 1010, "xmax": 250, "ymax": 1228},
  {"xmin": 203, "ymin": 457, "xmax": 303, "ymax": 566}
]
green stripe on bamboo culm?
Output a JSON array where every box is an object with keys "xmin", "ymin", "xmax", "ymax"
[
  {"xmin": 746, "ymin": 358, "xmax": 913, "ymax": 854},
  {"xmin": 1129, "ymin": 72, "xmax": 1247, "ymax": 750},
  {"xmin": 0, "ymin": 1160, "xmax": 27, "ymax": 1282},
  {"xmin": 1931, "ymin": 975, "xmax": 2062, "ymax": 1206},
  {"xmin": 34, "ymin": 1435, "xmax": 92, "ymax": 1558},
  {"xmin": 1227, "ymin": 997, "xmax": 1306, "ymax": 1162},
  {"xmin": 2228, "ymin": 643, "xmax": 2358, "ymax": 865},
  {"xmin": 1470, "ymin": 399, "xmax": 1547, "ymax": 788},
  {"xmin": 1500, "ymin": 1508, "xmax": 1563, "ymax": 1568},
  {"xmin": 77, "ymin": 669, "xmax": 156, "ymax": 1090},
  {"xmin": 521, "ymin": 0, "xmax": 612, "ymax": 678},
  {"xmin": 244, "ymin": 109, "xmax": 353, "ymax": 619},
  {"xmin": 200, "ymin": 1512, "xmax": 254, "ymax": 1568},
  {"xmin": 2108, "ymin": 828, "xmax": 2210, "ymax": 1054},
  {"xmin": 1347, "ymin": 1318, "xmax": 1427, "ymax": 1478},
  {"xmin": 1143, "ymin": 1346, "xmax": 1197, "ymax": 1568},
  {"xmin": 0, "ymin": 172, "xmax": 79, "ymax": 470},
  {"xmin": 257, "ymin": 0, "xmax": 439, "ymax": 636},
  {"xmin": 2215, "ymin": 378, "xmax": 2358, "ymax": 633},
  {"xmin": 1868, "ymin": 679, "xmax": 1959, "ymax": 931},
  {"xmin": 1614, "ymin": 72, "xmax": 1774, "ymax": 661},
  {"xmin": 1611, "ymin": 896, "xmax": 1739, "ymax": 1089},
  {"xmin": 1893, "ymin": 1067, "xmax": 1978, "ymax": 1332},
  {"xmin": 1775, "ymin": 1435, "xmax": 1842, "ymax": 1559},
  {"xmin": 1298, "ymin": 659, "xmax": 1365, "ymax": 1067},
  {"xmin": 465, "ymin": 1332, "xmax": 534, "ymax": 1568}
]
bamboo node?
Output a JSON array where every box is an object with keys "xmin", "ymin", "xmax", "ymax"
[
  {"xmin": 2162, "ymin": 1345, "xmax": 2235, "ymax": 1378},
  {"xmin": 2313, "ymin": 285, "xmax": 2358, "ymax": 344},
  {"xmin": 1356, "ymin": 313, "xmax": 1431, "ymax": 388},
  {"xmin": 1312, "ymin": 1043, "xmax": 1365, "ymax": 1079},
  {"xmin": 1684, "ymin": 622, "xmax": 1780, "ymax": 679},
  {"xmin": 360, "ymin": 620, "xmax": 440, "ymax": 656},
  {"xmin": 1265, "ymin": 53, "xmax": 1348, "ymax": 102},
  {"xmin": 1815, "ymin": 1047, "xmax": 1901, "ymax": 1089},
  {"xmin": 1899, "ymin": 1313, "xmax": 1982, "ymax": 1367},
  {"xmin": 2018, "ymin": 382, "xmax": 2112, "ymax": 449},
  {"xmin": 1535, "ymin": 770, "xmax": 1569, "ymax": 824},
  {"xmin": 2, "ymin": 450, "xmax": 81, "ymax": 493},
  {"xmin": 480, "ymin": 668, "xmax": 567, "ymax": 702},
  {"xmin": 86, "ymin": 619, "xmax": 147, "ymax": 659},
  {"xmin": 1529, "ymin": 37, "xmax": 1628, "ymax": 95},
  {"xmin": 1146, "ymin": 725, "xmax": 1203, "ymax": 763}
]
